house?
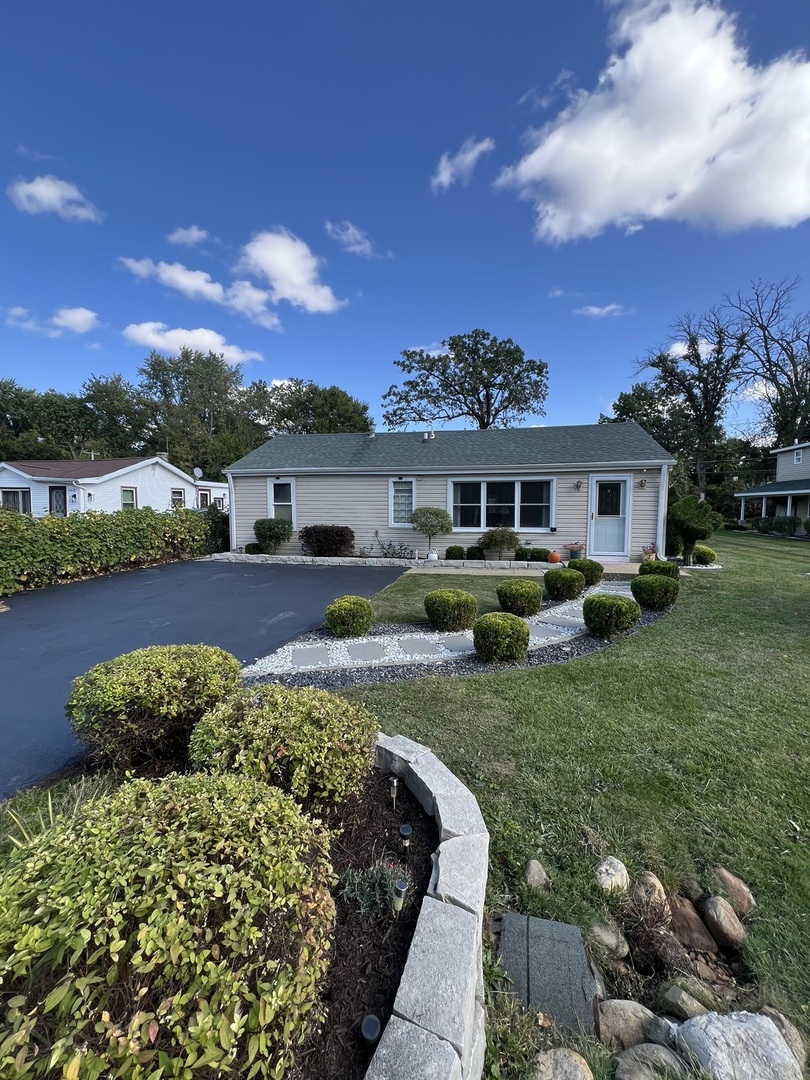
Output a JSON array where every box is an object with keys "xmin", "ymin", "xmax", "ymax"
[
  {"xmin": 0, "ymin": 456, "xmax": 229, "ymax": 517},
  {"xmin": 224, "ymin": 423, "xmax": 675, "ymax": 562},
  {"xmin": 735, "ymin": 440, "xmax": 810, "ymax": 525}
]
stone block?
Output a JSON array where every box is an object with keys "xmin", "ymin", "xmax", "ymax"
[
  {"xmin": 402, "ymin": 638, "xmax": 446, "ymax": 657},
  {"xmin": 498, "ymin": 911, "xmax": 529, "ymax": 1005},
  {"xmin": 463, "ymin": 1003, "xmax": 486, "ymax": 1079},
  {"xmin": 442, "ymin": 633, "xmax": 475, "ymax": 653},
  {"xmin": 346, "ymin": 641, "xmax": 389, "ymax": 662},
  {"xmin": 429, "ymin": 834, "xmax": 489, "ymax": 917},
  {"xmin": 288, "ymin": 645, "xmax": 332, "ymax": 669},
  {"xmin": 527, "ymin": 918, "xmax": 597, "ymax": 1035},
  {"xmin": 435, "ymin": 788, "xmax": 488, "ymax": 842},
  {"xmin": 375, "ymin": 732, "xmax": 431, "ymax": 776},
  {"xmin": 394, "ymin": 896, "xmax": 479, "ymax": 1056},
  {"xmin": 366, "ymin": 1015, "xmax": 462, "ymax": 1080},
  {"xmin": 407, "ymin": 753, "xmax": 466, "ymax": 815}
]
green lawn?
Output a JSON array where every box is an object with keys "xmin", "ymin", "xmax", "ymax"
[
  {"xmin": 345, "ymin": 533, "xmax": 810, "ymax": 1070},
  {"xmin": 371, "ymin": 572, "xmax": 538, "ymax": 624}
]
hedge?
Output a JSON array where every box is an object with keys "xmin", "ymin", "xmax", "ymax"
[
  {"xmin": 254, "ymin": 517, "xmax": 293, "ymax": 553},
  {"xmin": 424, "ymin": 588, "xmax": 478, "ymax": 631},
  {"xmin": 0, "ymin": 774, "xmax": 335, "ymax": 1079},
  {"xmin": 0, "ymin": 507, "xmax": 213, "ymax": 597},
  {"xmin": 638, "ymin": 560, "xmax": 680, "ymax": 580},
  {"xmin": 299, "ymin": 524, "xmax": 355, "ymax": 557}
]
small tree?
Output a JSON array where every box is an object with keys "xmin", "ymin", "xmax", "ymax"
[
  {"xmin": 409, "ymin": 507, "xmax": 454, "ymax": 553},
  {"xmin": 667, "ymin": 496, "xmax": 723, "ymax": 566}
]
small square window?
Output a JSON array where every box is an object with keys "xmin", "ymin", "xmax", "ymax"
[
  {"xmin": 198, "ymin": 490, "xmax": 210, "ymax": 509},
  {"xmin": 795, "ymin": 449, "xmax": 803, "ymax": 464},
  {"xmin": 171, "ymin": 489, "xmax": 185, "ymax": 508},
  {"xmin": 390, "ymin": 479, "xmax": 414, "ymax": 525},
  {"xmin": 121, "ymin": 487, "xmax": 137, "ymax": 510}
]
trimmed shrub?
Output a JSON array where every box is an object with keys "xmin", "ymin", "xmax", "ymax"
[
  {"xmin": 466, "ymin": 545, "xmax": 485, "ymax": 560},
  {"xmin": 190, "ymin": 684, "xmax": 378, "ymax": 811},
  {"xmin": 667, "ymin": 496, "xmax": 723, "ymax": 565},
  {"xmin": 444, "ymin": 545, "xmax": 466, "ymax": 560},
  {"xmin": 771, "ymin": 515, "xmax": 801, "ymax": 537},
  {"xmin": 0, "ymin": 774, "xmax": 335, "ymax": 1079},
  {"xmin": 693, "ymin": 543, "xmax": 717, "ymax": 565},
  {"xmin": 244, "ymin": 541, "xmax": 262, "ymax": 554},
  {"xmin": 514, "ymin": 546, "xmax": 530, "ymax": 561},
  {"xmin": 665, "ymin": 518, "xmax": 683, "ymax": 557},
  {"xmin": 65, "ymin": 644, "xmax": 242, "ymax": 772},
  {"xmin": 479, "ymin": 526, "xmax": 521, "ymax": 557},
  {"xmin": 424, "ymin": 588, "xmax": 478, "ymax": 631},
  {"xmin": 528, "ymin": 547, "xmax": 552, "ymax": 562},
  {"xmin": 473, "ymin": 612, "xmax": 530, "ymax": 663},
  {"xmin": 631, "ymin": 574, "xmax": 679, "ymax": 610},
  {"xmin": 805, "ymin": 518, "xmax": 810, "ymax": 537},
  {"xmin": 583, "ymin": 594, "xmax": 641, "ymax": 639},
  {"xmin": 753, "ymin": 516, "xmax": 774, "ymax": 534},
  {"xmin": 496, "ymin": 579, "xmax": 543, "ymax": 617},
  {"xmin": 254, "ymin": 516, "xmax": 294, "ymax": 553},
  {"xmin": 409, "ymin": 506, "xmax": 454, "ymax": 551},
  {"xmin": 544, "ymin": 567, "xmax": 586, "ymax": 601},
  {"xmin": 571, "ymin": 558, "xmax": 604, "ymax": 586},
  {"xmin": 639, "ymin": 559, "xmax": 680, "ymax": 579},
  {"xmin": 203, "ymin": 504, "xmax": 230, "ymax": 553},
  {"xmin": 325, "ymin": 594, "xmax": 373, "ymax": 637},
  {"xmin": 299, "ymin": 523, "xmax": 355, "ymax": 557}
]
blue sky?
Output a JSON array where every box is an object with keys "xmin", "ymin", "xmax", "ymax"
[{"xmin": 2, "ymin": 0, "xmax": 809, "ymax": 431}]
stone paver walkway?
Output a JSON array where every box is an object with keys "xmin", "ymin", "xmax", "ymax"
[{"xmin": 243, "ymin": 583, "xmax": 634, "ymax": 677}]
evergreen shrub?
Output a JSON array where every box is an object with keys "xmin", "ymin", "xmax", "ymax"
[
  {"xmin": 583, "ymin": 595, "xmax": 641, "ymax": 639},
  {"xmin": 544, "ymin": 567, "xmax": 586, "ymax": 601},
  {"xmin": 325, "ymin": 594, "xmax": 373, "ymax": 637},
  {"xmin": 444, "ymin": 545, "xmax": 466, "ymax": 560},
  {"xmin": 692, "ymin": 543, "xmax": 717, "ymax": 565},
  {"xmin": 805, "ymin": 518, "xmax": 810, "ymax": 537},
  {"xmin": 496, "ymin": 579, "xmax": 543, "ymax": 617},
  {"xmin": 299, "ymin": 524, "xmax": 355, "ymax": 557},
  {"xmin": 473, "ymin": 612, "xmax": 530, "ymax": 663},
  {"xmin": 570, "ymin": 558, "xmax": 604, "ymax": 586},
  {"xmin": 466, "ymin": 545, "xmax": 485, "ymax": 560},
  {"xmin": 631, "ymin": 574, "xmax": 679, "ymax": 610},
  {"xmin": 423, "ymin": 588, "xmax": 477, "ymax": 631},
  {"xmin": 253, "ymin": 517, "xmax": 293, "ymax": 553},
  {"xmin": 528, "ymin": 547, "xmax": 552, "ymax": 562},
  {"xmin": 244, "ymin": 542, "xmax": 262, "ymax": 554},
  {"xmin": 638, "ymin": 560, "xmax": 680, "ymax": 579}
]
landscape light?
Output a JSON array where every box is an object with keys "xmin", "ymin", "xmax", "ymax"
[
  {"xmin": 360, "ymin": 1014, "xmax": 381, "ymax": 1047},
  {"xmin": 393, "ymin": 879, "xmax": 408, "ymax": 919},
  {"xmin": 389, "ymin": 776, "xmax": 398, "ymax": 811},
  {"xmin": 399, "ymin": 823, "xmax": 412, "ymax": 858}
]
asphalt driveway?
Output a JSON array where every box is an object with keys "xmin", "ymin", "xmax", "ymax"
[{"xmin": 0, "ymin": 560, "xmax": 405, "ymax": 798}]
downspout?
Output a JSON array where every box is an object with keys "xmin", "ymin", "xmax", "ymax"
[
  {"xmin": 656, "ymin": 465, "xmax": 669, "ymax": 555},
  {"xmin": 226, "ymin": 471, "xmax": 236, "ymax": 551}
]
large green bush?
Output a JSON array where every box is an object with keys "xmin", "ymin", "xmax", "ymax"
[
  {"xmin": 253, "ymin": 517, "xmax": 293, "ymax": 553},
  {"xmin": 409, "ymin": 506, "xmax": 454, "ymax": 550},
  {"xmin": 65, "ymin": 644, "xmax": 242, "ymax": 772},
  {"xmin": 190, "ymin": 684, "xmax": 378, "ymax": 811},
  {"xmin": 667, "ymin": 496, "xmax": 723, "ymax": 565},
  {"xmin": 473, "ymin": 612, "xmax": 530, "ymax": 663},
  {"xmin": 583, "ymin": 595, "xmax": 641, "ymax": 639},
  {"xmin": 444, "ymin": 545, "xmax": 465, "ymax": 560},
  {"xmin": 496, "ymin": 579, "xmax": 543, "ymax": 617},
  {"xmin": 325, "ymin": 594, "xmax": 373, "ymax": 637},
  {"xmin": 479, "ymin": 527, "xmax": 521, "ymax": 557},
  {"xmin": 0, "ymin": 507, "xmax": 212, "ymax": 597},
  {"xmin": 805, "ymin": 518, "xmax": 810, "ymax": 537},
  {"xmin": 692, "ymin": 543, "xmax": 717, "ymax": 565},
  {"xmin": 466, "ymin": 545, "xmax": 485, "ymax": 560},
  {"xmin": 299, "ymin": 524, "xmax": 355, "ymax": 557},
  {"xmin": 0, "ymin": 774, "xmax": 335, "ymax": 1080},
  {"xmin": 638, "ymin": 560, "xmax": 680, "ymax": 580},
  {"xmin": 570, "ymin": 558, "xmax": 604, "ymax": 586},
  {"xmin": 631, "ymin": 574, "xmax": 680, "ymax": 610},
  {"xmin": 423, "ymin": 588, "xmax": 478, "ymax": 630},
  {"xmin": 544, "ymin": 567, "xmax": 586, "ymax": 601}
]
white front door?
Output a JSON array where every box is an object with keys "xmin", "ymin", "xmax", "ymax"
[{"xmin": 589, "ymin": 476, "xmax": 631, "ymax": 559}]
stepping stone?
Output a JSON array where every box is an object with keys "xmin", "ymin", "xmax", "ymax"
[
  {"xmin": 535, "ymin": 612, "xmax": 586, "ymax": 629},
  {"xmin": 400, "ymin": 638, "xmax": 445, "ymax": 658},
  {"xmin": 346, "ymin": 641, "xmax": 388, "ymax": 663},
  {"xmin": 441, "ymin": 634, "xmax": 475, "ymax": 653},
  {"xmin": 529, "ymin": 624, "xmax": 567, "ymax": 643},
  {"xmin": 288, "ymin": 645, "xmax": 332, "ymax": 669}
]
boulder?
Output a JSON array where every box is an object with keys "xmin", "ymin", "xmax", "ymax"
[
  {"xmin": 524, "ymin": 859, "xmax": 553, "ymax": 892},
  {"xmin": 598, "ymin": 999, "xmax": 657, "ymax": 1050},
  {"xmin": 679, "ymin": 875, "xmax": 704, "ymax": 903},
  {"xmin": 668, "ymin": 895, "xmax": 718, "ymax": 954},
  {"xmin": 612, "ymin": 1043, "xmax": 689, "ymax": 1079},
  {"xmin": 533, "ymin": 1048, "xmax": 593, "ymax": 1079},
  {"xmin": 702, "ymin": 895, "xmax": 747, "ymax": 951},
  {"xmin": 589, "ymin": 921, "xmax": 630, "ymax": 960},
  {"xmin": 595, "ymin": 856, "xmax": 629, "ymax": 894},
  {"xmin": 676, "ymin": 1011, "xmax": 802, "ymax": 1080},
  {"xmin": 660, "ymin": 985, "xmax": 708, "ymax": 1020},
  {"xmin": 713, "ymin": 866, "xmax": 757, "ymax": 918},
  {"xmin": 632, "ymin": 871, "xmax": 668, "ymax": 912},
  {"xmin": 760, "ymin": 1007, "xmax": 806, "ymax": 1069}
]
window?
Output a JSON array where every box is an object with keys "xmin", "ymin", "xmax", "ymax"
[
  {"xmin": 198, "ymin": 489, "xmax": 210, "ymax": 509},
  {"xmin": 214, "ymin": 496, "xmax": 225, "ymax": 509},
  {"xmin": 270, "ymin": 481, "xmax": 294, "ymax": 522},
  {"xmin": 451, "ymin": 479, "xmax": 553, "ymax": 530},
  {"xmin": 1, "ymin": 489, "xmax": 31, "ymax": 514},
  {"xmin": 795, "ymin": 449, "xmax": 803, "ymax": 465},
  {"xmin": 121, "ymin": 487, "xmax": 137, "ymax": 509},
  {"xmin": 171, "ymin": 489, "xmax": 185, "ymax": 508},
  {"xmin": 389, "ymin": 479, "xmax": 415, "ymax": 525}
]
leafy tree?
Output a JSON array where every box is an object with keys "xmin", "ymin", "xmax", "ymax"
[
  {"xmin": 0, "ymin": 380, "xmax": 41, "ymax": 459},
  {"xmin": 29, "ymin": 391, "xmax": 99, "ymax": 460},
  {"xmin": 667, "ymin": 496, "xmax": 723, "ymax": 566},
  {"xmin": 264, "ymin": 379, "xmax": 372, "ymax": 434},
  {"xmin": 409, "ymin": 506, "xmax": 454, "ymax": 551},
  {"xmin": 599, "ymin": 381, "xmax": 695, "ymax": 460},
  {"xmin": 382, "ymin": 329, "xmax": 548, "ymax": 430},
  {"xmin": 82, "ymin": 374, "xmax": 150, "ymax": 457}
]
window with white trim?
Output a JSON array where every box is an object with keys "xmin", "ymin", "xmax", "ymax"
[
  {"xmin": 390, "ymin": 479, "xmax": 414, "ymax": 525},
  {"xmin": 214, "ymin": 496, "xmax": 225, "ymax": 509},
  {"xmin": 1, "ymin": 488, "xmax": 31, "ymax": 513},
  {"xmin": 198, "ymin": 489, "xmax": 210, "ymax": 509},
  {"xmin": 270, "ymin": 481, "xmax": 294, "ymax": 522},
  {"xmin": 451, "ymin": 479, "xmax": 553, "ymax": 530},
  {"xmin": 795, "ymin": 449, "xmax": 803, "ymax": 464},
  {"xmin": 121, "ymin": 487, "xmax": 137, "ymax": 509},
  {"xmin": 171, "ymin": 489, "xmax": 185, "ymax": 508}
]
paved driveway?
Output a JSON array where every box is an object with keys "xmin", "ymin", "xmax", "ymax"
[{"xmin": 0, "ymin": 560, "xmax": 404, "ymax": 798}]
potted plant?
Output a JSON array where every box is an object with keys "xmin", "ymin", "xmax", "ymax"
[
  {"xmin": 479, "ymin": 526, "xmax": 521, "ymax": 560},
  {"xmin": 409, "ymin": 506, "xmax": 454, "ymax": 560},
  {"xmin": 640, "ymin": 542, "xmax": 658, "ymax": 563},
  {"xmin": 565, "ymin": 541, "xmax": 585, "ymax": 561}
]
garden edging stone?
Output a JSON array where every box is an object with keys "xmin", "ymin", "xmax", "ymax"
[{"xmin": 366, "ymin": 733, "xmax": 489, "ymax": 1080}]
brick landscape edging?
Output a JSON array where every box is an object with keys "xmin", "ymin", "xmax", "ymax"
[{"xmin": 366, "ymin": 733, "xmax": 489, "ymax": 1080}]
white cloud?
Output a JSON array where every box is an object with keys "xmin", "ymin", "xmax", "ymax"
[
  {"xmin": 167, "ymin": 224, "xmax": 208, "ymax": 246},
  {"xmin": 121, "ymin": 322, "xmax": 262, "ymax": 364},
  {"xmin": 431, "ymin": 136, "xmax": 496, "ymax": 193},
  {"xmin": 325, "ymin": 220, "xmax": 391, "ymax": 259},
  {"xmin": 6, "ymin": 304, "xmax": 99, "ymax": 336},
  {"xmin": 497, "ymin": 0, "xmax": 810, "ymax": 242},
  {"xmin": 573, "ymin": 303, "xmax": 632, "ymax": 318},
  {"xmin": 16, "ymin": 145, "xmax": 59, "ymax": 162},
  {"xmin": 119, "ymin": 257, "xmax": 281, "ymax": 330},
  {"xmin": 7, "ymin": 175, "xmax": 104, "ymax": 223},
  {"xmin": 238, "ymin": 229, "xmax": 346, "ymax": 314}
]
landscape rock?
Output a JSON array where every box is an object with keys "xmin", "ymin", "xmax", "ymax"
[
  {"xmin": 702, "ymin": 895, "xmax": 747, "ymax": 951},
  {"xmin": 646, "ymin": 1014, "xmax": 679, "ymax": 1048},
  {"xmin": 679, "ymin": 876, "xmax": 704, "ymax": 903},
  {"xmin": 677, "ymin": 1011, "xmax": 802, "ymax": 1080},
  {"xmin": 589, "ymin": 921, "xmax": 630, "ymax": 960},
  {"xmin": 533, "ymin": 1048, "xmax": 593, "ymax": 1080},
  {"xmin": 524, "ymin": 859, "xmax": 553, "ymax": 892},
  {"xmin": 671, "ymin": 975, "xmax": 721, "ymax": 1012},
  {"xmin": 595, "ymin": 856, "xmax": 629, "ymax": 894},
  {"xmin": 713, "ymin": 867, "xmax": 757, "ymax": 918},
  {"xmin": 598, "ymin": 999, "xmax": 657, "ymax": 1050},
  {"xmin": 632, "ymin": 871, "xmax": 668, "ymax": 912},
  {"xmin": 660, "ymin": 985, "xmax": 708, "ymax": 1020},
  {"xmin": 612, "ymin": 1042, "xmax": 688, "ymax": 1079},
  {"xmin": 668, "ymin": 895, "xmax": 719, "ymax": 954},
  {"xmin": 760, "ymin": 1007, "xmax": 807, "ymax": 1069}
]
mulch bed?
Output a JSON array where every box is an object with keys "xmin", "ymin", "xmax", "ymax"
[{"xmin": 289, "ymin": 769, "xmax": 438, "ymax": 1080}]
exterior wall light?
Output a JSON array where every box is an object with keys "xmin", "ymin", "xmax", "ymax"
[
  {"xmin": 639, "ymin": 478, "xmax": 647, "ymax": 488},
  {"xmin": 575, "ymin": 480, "xmax": 583, "ymax": 491}
]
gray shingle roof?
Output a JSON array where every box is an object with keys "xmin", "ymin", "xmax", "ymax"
[
  {"xmin": 226, "ymin": 423, "xmax": 674, "ymax": 473},
  {"xmin": 734, "ymin": 478, "xmax": 810, "ymax": 497}
]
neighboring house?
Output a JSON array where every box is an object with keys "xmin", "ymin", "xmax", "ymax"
[
  {"xmin": 0, "ymin": 456, "xmax": 229, "ymax": 517},
  {"xmin": 735, "ymin": 440, "xmax": 810, "ymax": 525},
  {"xmin": 225, "ymin": 423, "xmax": 675, "ymax": 562}
]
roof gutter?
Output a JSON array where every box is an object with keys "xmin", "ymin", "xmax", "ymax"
[{"xmin": 225, "ymin": 458, "xmax": 674, "ymax": 477}]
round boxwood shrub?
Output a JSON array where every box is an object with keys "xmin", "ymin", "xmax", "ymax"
[
  {"xmin": 325, "ymin": 594, "xmax": 373, "ymax": 637},
  {"xmin": 583, "ymin": 595, "xmax": 641, "ymax": 639},
  {"xmin": 473, "ymin": 612, "xmax": 530, "ymax": 663},
  {"xmin": 692, "ymin": 543, "xmax": 717, "ymax": 565},
  {"xmin": 444, "ymin": 545, "xmax": 466, "ymax": 560},
  {"xmin": 571, "ymin": 558, "xmax": 604, "ymax": 586},
  {"xmin": 190, "ymin": 684, "xmax": 378, "ymax": 811},
  {"xmin": 424, "ymin": 588, "xmax": 478, "ymax": 631},
  {"xmin": 638, "ymin": 559, "xmax": 680, "ymax": 579},
  {"xmin": 496, "ymin": 578, "xmax": 543, "ymax": 617},
  {"xmin": 65, "ymin": 644, "xmax": 242, "ymax": 772},
  {"xmin": 244, "ymin": 541, "xmax": 262, "ymax": 554},
  {"xmin": 0, "ymin": 773, "xmax": 335, "ymax": 1080},
  {"xmin": 631, "ymin": 574, "xmax": 680, "ymax": 610},
  {"xmin": 544, "ymin": 567, "xmax": 586, "ymax": 601},
  {"xmin": 529, "ymin": 547, "xmax": 552, "ymax": 562},
  {"xmin": 466, "ymin": 545, "xmax": 485, "ymax": 560}
]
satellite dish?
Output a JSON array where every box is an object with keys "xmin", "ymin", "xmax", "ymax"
[{"xmin": 193, "ymin": 467, "xmax": 203, "ymax": 479}]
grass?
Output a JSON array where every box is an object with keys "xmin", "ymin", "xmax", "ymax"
[
  {"xmin": 345, "ymin": 532, "xmax": 810, "ymax": 1074},
  {"xmin": 371, "ymin": 572, "xmax": 536, "ymax": 624}
]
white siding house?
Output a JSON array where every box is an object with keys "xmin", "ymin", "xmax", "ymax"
[{"xmin": 735, "ymin": 439, "xmax": 810, "ymax": 525}]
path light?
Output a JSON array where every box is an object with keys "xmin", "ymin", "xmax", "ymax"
[
  {"xmin": 389, "ymin": 776, "xmax": 398, "ymax": 811},
  {"xmin": 360, "ymin": 1014, "xmax": 381, "ymax": 1048},
  {"xmin": 393, "ymin": 879, "xmax": 408, "ymax": 919},
  {"xmin": 399, "ymin": 823, "xmax": 412, "ymax": 859}
]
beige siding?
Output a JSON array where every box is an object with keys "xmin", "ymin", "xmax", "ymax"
[
  {"xmin": 775, "ymin": 450, "xmax": 810, "ymax": 482},
  {"xmin": 232, "ymin": 476, "xmax": 270, "ymax": 547},
  {"xmin": 629, "ymin": 471, "xmax": 661, "ymax": 558}
]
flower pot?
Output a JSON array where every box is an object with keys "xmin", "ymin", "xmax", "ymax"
[
  {"xmin": 426, "ymin": 550, "xmax": 439, "ymax": 561},
  {"xmin": 547, "ymin": 550, "xmax": 562, "ymax": 564},
  {"xmin": 567, "ymin": 550, "xmax": 583, "ymax": 561}
]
